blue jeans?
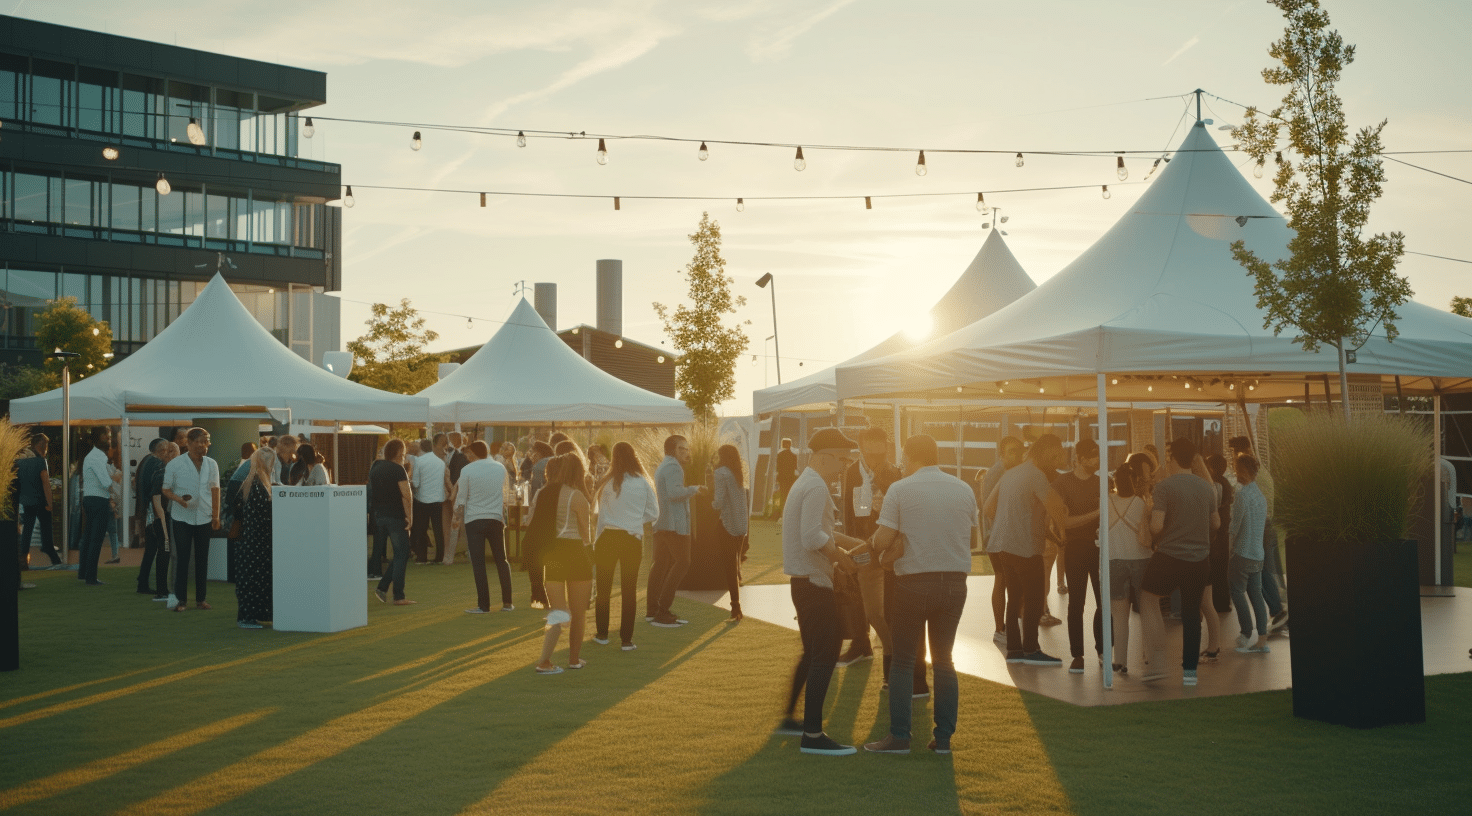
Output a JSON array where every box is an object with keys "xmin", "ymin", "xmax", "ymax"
[
  {"xmin": 1229, "ymin": 555, "xmax": 1268, "ymax": 637},
  {"xmin": 79, "ymin": 496, "xmax": 112, "ymax": 582},
  {"xmin": 888, "ymin": 572, "xmax": 967, "ymax": 743},
  {"xmin": 786, "ymin": 577, "xmax": 841, "ymax": 734},
  {"xmin": 375, "ymin": 515, "xmax": 411, "ymax": 601},
  {"xmin": 1261, "ymin": 521, "xmax": 1284, "ymax": 616}
]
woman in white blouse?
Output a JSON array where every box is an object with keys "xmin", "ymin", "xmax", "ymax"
[{"xmin": 591, "ymin": 442, "xmax": 658, "ymax": 651}]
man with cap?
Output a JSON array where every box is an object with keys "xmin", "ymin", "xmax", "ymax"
[{"xmin": 776, "ymin": 428, "xmax": 866, "ymax": 756}]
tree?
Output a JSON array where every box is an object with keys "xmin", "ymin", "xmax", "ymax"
[
  {"xmin": 653, "ymin": 212, "xmax": 750, "ymax": 421},
  {"xmin": 1452, "ymin": 296, "xmax": 1472, "ymax": 318},
  {"xmin": 1231, "ymin": 0, "xmax": 1411, "ymax": 420},
  {"xmin": 0, "ymin": 362, "xmax": 54, "ymax": 400},
  {"xmin": 35, "ymin": 296, "xmax": 113, "ymax": 383},
  {"xmin": 346, "ymin": 299, "xmax": 447, "ymax": 395}
]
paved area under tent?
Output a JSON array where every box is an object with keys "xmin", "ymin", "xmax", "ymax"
[{"xmin": 686, "ymin": 577, "xmax": 1472, "ymax": 707}]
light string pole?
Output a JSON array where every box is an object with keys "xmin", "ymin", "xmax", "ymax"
[
  {"xmin": 756, "ymin": 273, "xmax": 782, "ymax": 384},
  {"xmin": 45, "ymin": 349, "xmax": 80, "ymax": 570}
]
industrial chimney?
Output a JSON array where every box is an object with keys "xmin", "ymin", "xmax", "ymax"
[
  {"xmin": 596, "ymin": 259, "xmax": 622, "ymax": 337},
  {"xmin": 534, "ymin": 282, "xmax": 557, "ymax": 331}
]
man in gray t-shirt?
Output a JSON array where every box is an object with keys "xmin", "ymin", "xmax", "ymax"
[
  {"xmin": 984, "ymin": 434, "xmax": 1067, "ymax": 664},
  {"xmin": 1139, "ymin": 437, "xmax": 1220, "ymax": 686}
]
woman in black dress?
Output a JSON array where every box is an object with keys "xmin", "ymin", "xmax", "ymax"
[{"xmin": 236, "ymin": 448, "xmax": 277, "ymax": 629}]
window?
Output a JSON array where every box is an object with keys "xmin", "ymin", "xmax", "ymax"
[
  {"xmin": 121, "ymin": 73, "xmax": 166, "ymax": 140},
  {"xmin": 206, "ymin": 192, "xmax": 233, "ymax": 239},
  {"xmin": 12, "ymin": 172, "xmax": 53, "ymax": 225},
  {"xmin": 0, "ymin": 52, "xmax": 26, "ymax": 122},
  {"xmin": 111, "ymin": 182, "xmax": 141, "ymax": 233},
  {"xmin": 76, "ymin": 66, "xmax": 119, "ymax": 133},
  {"xmin": 30, "ymin": 59, "xmax": 72, "ymax": 127},
  {"xmin": 167, "ymin": 80, "xmax": 210, "ymax": 144},
  {"xmin": 215, "ymin": 88, "xmax": 251, "ymax": 151},
  {"xmin": 65, "ymin": 176, "xmax": 107, "ymax": 228},
  {"xmin": 3, "ymin": 268, "xmax": 56, "ymax": 343}
]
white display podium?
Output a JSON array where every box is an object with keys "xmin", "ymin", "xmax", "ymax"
[
  {"xmin": 272, "ymin": 486, "xmax": 368, "ymax": 633},
  {"xmin": 208, "ymin": 533, "xmax": 229, "ymax": 581}
]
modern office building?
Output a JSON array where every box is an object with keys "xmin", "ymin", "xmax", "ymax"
[{"xmin": 0, "ymin": 15, "xmax": 341, "ymax": 367}]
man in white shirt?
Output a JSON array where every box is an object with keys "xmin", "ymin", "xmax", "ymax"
[
  {"xmin": 453, "ymin": 441, "xmax": 512, "ymax": 613},
  {"xmin": 161, "ymin": 427, "xmax": 221, "ymax": 611},
  {"xmin": 778, "ymin": 428, "xmax": 865, "ymax": 756},
  {"xmin": 79, "ymin": 427, "xmax": 119, "ymax": 585},
  {"xmin": 409, "ymin": 439, "xmax": 451, "ymax": 564},
  {"xmin": 864, "ymin": 434, "xmax": 977, "ymax": 755}
]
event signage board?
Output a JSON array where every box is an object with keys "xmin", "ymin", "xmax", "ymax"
[{"xmin": 272, "ymin": 486, "xmax": 368, "ymax": 632}]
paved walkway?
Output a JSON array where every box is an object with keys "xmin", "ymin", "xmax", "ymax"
[{"xmin": 684, "ymin": 576, "xmax": 1472, "ymax": 707}]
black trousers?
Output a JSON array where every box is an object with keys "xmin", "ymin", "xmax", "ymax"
[
  {"xmin": 137, "ymin": 518, "xmax": 170, "ymax": 593},
  {"xmin": 465, "ymin": 518, "xmax": 511, "ymax": 610},
  {"xmin": 594, "ymin": 528, "xmax": 643, "ymax": 644},
  {"xmin": 19, "ymin": 504, "xmax": 60, "ymax": 566},
  {"xmin": 996, "ymin": 551, "xmax": 1045, "ymax": 654},
  {"xmin": 786, "ymin": 577, "xmax": 840, "ymax": 733},
  {"xmin": 172, "ymin": 521, "xmax": 212, "ymax": 603},
  {"xmin": 410, "ymin": 499, "xmax": 446, "ymax": 562},
  {"xmin": 1063, "ymin": 541, "xmax": 1103, "ymax": 659}
]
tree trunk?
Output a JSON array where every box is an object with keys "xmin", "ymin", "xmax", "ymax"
[{"xmin": 1337, "ymin": 339, "xmax": 1352, "ymax": 421}]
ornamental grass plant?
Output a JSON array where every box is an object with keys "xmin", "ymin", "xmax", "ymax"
[
  {"xmin": 0, "ymin": 418, "xmax": 30, "ymax": 518},
  {"xmin": 1270, "ymin": 410, "xmax": 1432, "ymax": 544}
]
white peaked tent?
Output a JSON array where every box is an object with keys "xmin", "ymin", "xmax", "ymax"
[
  {"xmin": 836, "ymin": 123, "xmax": 1472, "ymax": 403},
  {"xmin": 752, "ymin": 229, "xmax": 1037, "ymax": 415},
  {"xmin": 10, "ymin": 273, "xmax": 431, "ymax": 424},
  {"xmin": 419, "ymin": 298, "xmax": 694, "ymax": 425},
  {"xmin": 836, "ymin": 120, "xmax": 1472, "ymax": 692}
]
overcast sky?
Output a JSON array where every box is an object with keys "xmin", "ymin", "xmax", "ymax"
[{"xmin": 19, "ymin": 0, "xmax": 1472, "ymax": 414}]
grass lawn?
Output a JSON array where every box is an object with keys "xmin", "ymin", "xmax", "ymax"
[{"xmin": 2, "ymin": 533, "xmax": 1468, "ymax": 814}]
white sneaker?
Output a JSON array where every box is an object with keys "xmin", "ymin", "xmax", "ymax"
[
  {"xmin": 593, "ymin": 637, "xmax": 610, "ymax": 645},
  {"xmin": 1236, "ymin": 632, "xmax": 1256, "ymax": 649},
  {"xmin": 165, "ymin": 594, "xmax": 179, "ymax": 611},
  {"xmin": 621, "ymin": 643, "xmax": 638, "ymax": 651}
]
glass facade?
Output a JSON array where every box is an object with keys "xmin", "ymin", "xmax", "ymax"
[
  {"xmin": 0, "ymin": 49, "xmax": 330, "ymax": 170},
  {"xmin": 0, "ymin": 264, "xmax": 312, "ymax": 351},
  {"xmin": 1, "ymin": 165, "xmax": 326, "ymax": 257}
]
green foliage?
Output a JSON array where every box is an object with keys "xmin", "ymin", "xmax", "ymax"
[
  {"xmin": 1230, "ymin": 0, "xmax": 1411, "ymax": 381},
  {"xmin": 0, "ymin": 418, "xmax": 29, "ymax": 519},
  {"xmin": 653, "ymin": 213, "xmax": 750, "ymax": 420},
  {"xmin": 0, "ymin": 362, "xmax": 56, "ymax": 400},
  {"xmin": 35, "ymin": 296, "xmax": 114, "ymax": 382},
  {"xmin": 346, "ymin": 298, "xmax": 448, "ymax": 395},
  {"xmin": 1271, "ymin": 410, "xmax": 1431, "ymax": 544},
  {"xmin": 1452, "ymin": 296, "xmax": 1472, "ymax": 318}
]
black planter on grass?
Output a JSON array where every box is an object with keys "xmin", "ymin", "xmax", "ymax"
[{"xmin": 1286, "ymin": 536, "xmax": 1424, "ymax": 728}]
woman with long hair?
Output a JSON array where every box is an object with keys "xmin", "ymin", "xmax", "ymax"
[
  {"xmin": 534, "ymin": 453, "xmax": 594, "ymax": 673},
  {"xmin": 524, "ymin": 454, "xmax": 564, "ymax": 609},
  {"xmin": 710, "ymin": 444, "xmax": 749, "ymax": 622},
  {"xmin": 289, "ymin": 443, "xmax": 330, "ymax": 486},
  {"xmin": 592, "ymin": 442, "xmax": 658, "ymax": 650},
  {"xmin": 1107, "ymin": 463, "xmax": 1153, "ymax": 673},
  {"xmin": 236, "ymin": 448, "xmax": 277, "ymax": 629}
]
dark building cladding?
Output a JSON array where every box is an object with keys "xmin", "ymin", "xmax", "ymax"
[{"xmin": 0, "ymin": 14, "xmax": 342, "ymax": 367}]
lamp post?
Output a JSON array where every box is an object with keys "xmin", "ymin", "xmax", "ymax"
[
  {"xmin": 45, "ymin": 350, "xmax": 80, "ymax": 570},
  {"xmin": 756, "ymin": 273, "xmax": 782, "ymax": 384}
]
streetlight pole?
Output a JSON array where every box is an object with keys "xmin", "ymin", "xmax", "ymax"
[
  {"xmin": 764, "ymin": 335, "xmax": 775, "ymax": 388},
  {"xmin": 756, "ymin": 273, "xmax": 782, "ymax": 384},
  {"xmin": 45, "ymin": 350, "xmax": 79, "ymax": 571}
]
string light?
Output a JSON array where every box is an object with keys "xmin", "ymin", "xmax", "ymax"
[
  {"xmin": 1015, "ymin": 152, "xmax": 1024, "ymax": 168},
  {"xmin": 614, "ymin": 339, "xmax": 624, "ymax": 348},
  {"xmin": 915, "ymin": 150, "xmax": 927, "ymax": 176},
  {"xmin": 1116, "ymin": 155, "xmax": 1128, "ymax": 181},
  {"xmin": 155, "ymin": 173, "xmax": 171, "ymax": 195},
  {"xmin": 657, "ymin": 355, "xmax": 666, "ymax": 364},
  {"xmin": 698, "ymin": 141, "xmax": 709, "ymax": 161},
  {"xmin": 597, "ymin": 138, "xmax": 608, "ymax": 165},
  {"xmin": 101, "ymin": 146, "xmax": 119, "ymax": 161},
  {"xmin": 411, "ymin": 130, "xmax": 423, "ymax": 151},
  {"xmin": 1110, "ymin": 378, "xmax": 1118, "ymax": 385},
  {"xmin": 479, "ymin": 192, "xmax": 486, "ymax": 207},
  {"xmin": 343, "ymin": 185, "xmax": 355, "ymax": 207},
  {"xmin": 613, "ymin": 196, "xmax": 620, "ymax": 210},
  {"xmin": 1253, "ymin": 160, "xmax": 1265, "ymax": 179},
  {"xmin": 466, "ymin": 317, "xmax": 473, "ymax": 328},
  {"xmin": 187, "ymin": 117, "xmax": 206, "ymax": 145},
  {"xmin": 302, "ymin": 117, "xmax": 315, "ymax": 138},
  {"xmin": 517, "ymin": 131, "xmax": 527, "ymax": 148},
  {"xmin": 976, "ymin": 192, "xmax": 987, "ymax": 213},
  {"xmin": 736, "ymin": 198, "xmax": 745, "ymax": 212},
  {"xmin": 794, "ymin": 146, "xmax": 806, "ymax": 172},
  {"xmin": 865, "ymin": 196, "xmax": 872, "ymax": 209},
  {"xmin": 1147, "ymin": 384, "xmax": 1153, "ymax": 392},
  {"xmin": 1101, "ymin": 185, "xmax": 1110, "ymax": 199}
]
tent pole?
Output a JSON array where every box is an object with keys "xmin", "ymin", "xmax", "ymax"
[
  {"xmin": 119, "ymin": 414, "xmax": 130, "ymax": 557},
  {"xmin": 1236, "ymin": 391, "xmax": 1256, "ymax": 458},
  {"xmin": 60, "ymin": 366, "xmax": 71, "ymax": 570},
  {"xmin": 892, "ymin": 402, "xmax": 902, "ymax": 462},
  {"xmin": 1098, "ymin": 373, "xmax": 1112, "ymax": 690},
  {"xmin": 1435, "ymin": 392, "xmax": 1443, "ymax": 586}
]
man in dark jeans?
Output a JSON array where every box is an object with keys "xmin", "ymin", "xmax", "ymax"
[
  {"xmin": 371, "ymin": 439, "xmax": 415, "ymax": 605},
  {"xmin": 777, "ymin": 429, "xmax": 864, "ymax": 756},
  {"xmin": 1048, "ymin": 438, "xmax": 1103, "ymax": 674},
  {"xmin": 17, "ymin": 434, "xmax": 61, "ymax": 570},
  {"xmin": 647, "ymin": 434, "xmax": 706, "ymax": 627},
  {"xmin": 864, "ymin": 434, "xmax": 977, "ymax": 755},
  {"xmin": 985, "ymin": 434, "xmax": 1068, "ymax": 666},
  {"xmin": 161, "ymin": 428, "xmax": 221, "ymax": 610}
]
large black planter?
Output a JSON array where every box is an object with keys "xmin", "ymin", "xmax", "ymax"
[
  {"xmin": 680, "ymin": 495, "xmax": 728, "ymax": 592},
  {"xmin": 1286, "ymin": 536, "xmax": 1424, "ymax": 728}
]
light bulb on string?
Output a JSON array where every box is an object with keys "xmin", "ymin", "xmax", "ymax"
[
  {"xmin": 155, "ymin": 173, "xmax": 171, "ymax": 196},
  {"xmin": 466, "ymin": 317, "xmax": 473, "ymax": 328},
  {"xmin": 657, "ymin": 355, "xmax": 665, "ymax": 364},
  {"xmin": 613, "ymin": 196, "xmax": 620, "ymax": 210},
  {"xmin": 186, "ymin": 117, "xmax": 206, "ymax": 145},
  {"xmin": 1253, "ymin": 160, "xmax": 1265, "ymax": 179},
  {"xmin": 976, "ymin": 192, "xmax": 988, "ymax": 213},
  {"xmin": 1014, "ymin": 152, "xmax": 1024, "ymax": 168},
  {"xmin": 1101, "ymin": 185, "xmax": 1111, "ymax": 200},
  {"xmin": 1116, "ymin": 156, "xmax": 1128, "ymax": 181},
  {"xmin": 794, "ymin": 146, "xmax": 806, "ymax": 172},
  {"xmin": 343, "ymin": 185, "xmax": 355, "ymax": 208},
  {"xmin": 516, "ymin": 131, "xmax": 527, "ymax": 148},
  {"xmin": 479, "ymin": 193, "xmax": 486, "ymax": 208},
  {"xmin": 736, "ymin": 198, "xmax": 745, "ymax": 212},
  {"xmin": 302, "ymin": 117, "xmax": 315, "ymax": 138},
  {"xmin": 915, "ymin": 150, "xmax": 927, "ymax": 176},
  {"xmin": 698, "ymin": 141, "xmax": 709, "ymax": 161},
  {"xmin": 864, "ymin": 196, "xmax": 872, "ymax": 210},
  {"xmin": 411, "ymin": 131, "xmax": 423, "ymax": 151},
  {"xmin": 614, "ymin": 339, "xmax": 624, "ymax": 349},
  {"xmin": 101, "ymin": 146, "xmax": 119, "ymax": 161},
  {"xmin": 596, "ymin": 138, "xmax": 608, "ymax": 165}
]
